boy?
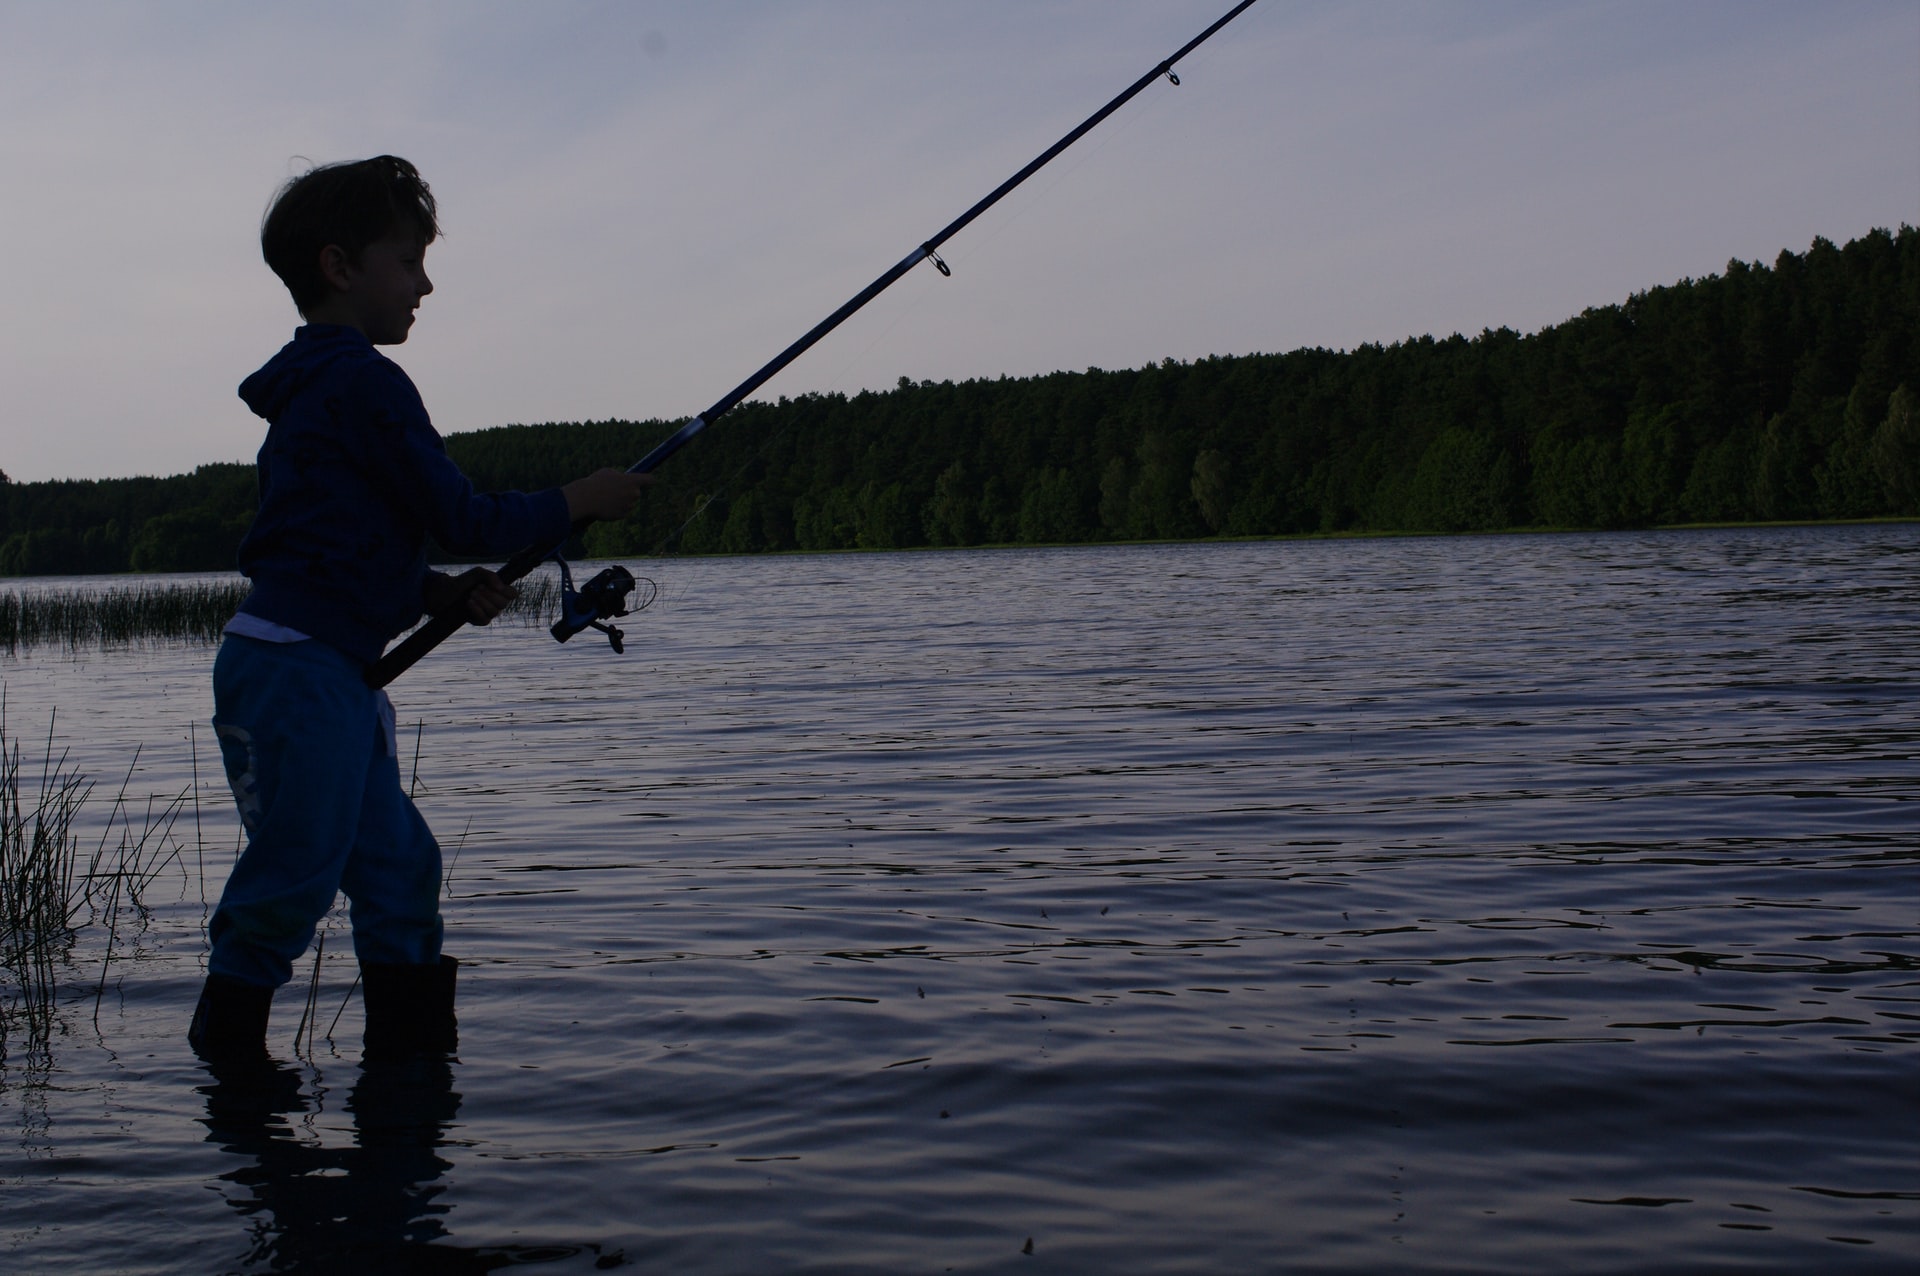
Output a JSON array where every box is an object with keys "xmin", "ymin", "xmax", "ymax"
[{"xmin": 190, "ymin": 155, "xmax": 647, "ymax": 1066}]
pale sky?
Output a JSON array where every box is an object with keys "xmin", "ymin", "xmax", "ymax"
[{"xmin": 2, "ymin": 1, "xmax": 1915, "ymax": 482}]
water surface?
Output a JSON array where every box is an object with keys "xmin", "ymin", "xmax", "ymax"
[{"xmin": 2, "ymin": 526, "xmax": 1915, "ymax": 1272}]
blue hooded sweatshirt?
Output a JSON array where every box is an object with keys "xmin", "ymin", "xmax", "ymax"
[{"xmin": 234, "ymin": 325, "xmax": 571, "ymax": 665}]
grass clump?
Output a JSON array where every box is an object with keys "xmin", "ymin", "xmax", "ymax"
[
  {"xmin": 0, "ymin": 580, "xmax": 249, "ymax": 654},
  {"xmin": 1, "ymin": 703, "xmax": 192, "ymax": 1062},
  {"xmin": 0, "ymin": 714, "xmax": 86, "ymax": 1055}
]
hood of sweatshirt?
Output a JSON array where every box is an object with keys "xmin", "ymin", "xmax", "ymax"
[{"xmin": 238, "ymin": 324, "xmax": 372, "ymax": 422}]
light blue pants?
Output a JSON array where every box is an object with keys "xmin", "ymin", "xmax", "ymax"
[{"xmin": 208, "ymin": 634, "xmax": 444, "ymax": 988}]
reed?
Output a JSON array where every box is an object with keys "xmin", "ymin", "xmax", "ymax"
[
  {"xmin": 1, "ymin": 573, "xmax": 567, "ymax": 655},
  {"xmin": 0, "ymin": 581, "xmax": 248, "ymax": 654},
  {"xmin": 0, "ymin": 705, "xmax": 193, "ymax": 1061},
  {"xmin": 509, "ymin": 571, "xmax": 562, "ymax": 621},
  {"xmin": 0, "ymin": 708, "xmax": 88, "ymax": 1058}
]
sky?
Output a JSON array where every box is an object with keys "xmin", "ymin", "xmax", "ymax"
[{"xmin": 2, "ymin": 0, "xmax": 1915, "ymax": 483}]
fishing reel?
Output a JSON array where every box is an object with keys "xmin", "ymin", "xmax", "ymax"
[{"xmin": 548, "ymin": 555, "xmax": 637, "ymax": 654}]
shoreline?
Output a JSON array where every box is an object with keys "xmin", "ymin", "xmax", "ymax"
[{"xmin": 2, "ymin": 514, "xmax": 1916, "ymax": 584}]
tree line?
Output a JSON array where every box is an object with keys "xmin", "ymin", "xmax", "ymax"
[{"xmin": 4, "ymin": 225, "xmax": 1915, "ymax": 576}]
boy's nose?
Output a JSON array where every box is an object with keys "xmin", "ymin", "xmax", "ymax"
[{"xmin": 418, "ymin": 271, "xmax": 434, "ymax": 297}]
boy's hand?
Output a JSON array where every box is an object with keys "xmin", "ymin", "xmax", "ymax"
[
  {"xmin": 563, "ymin": 468, "xmax": 653, "ymax": 525},
  {"xmin": 426, "ymin": 567, "xmax": 517, "ymax": 625}
]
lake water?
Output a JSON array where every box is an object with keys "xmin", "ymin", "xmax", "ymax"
[{"xmin": 1, "ymin": 525, "xmax": 1915, "ymax": 1274}]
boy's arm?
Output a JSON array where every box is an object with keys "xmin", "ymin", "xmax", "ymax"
[
  {"xmin": 360, "ymin": 361, "xmax": 648, "ymax": 565},
  {"xmin": 363, "ymin": 363, "xmax": 573, "ymax": 556}
]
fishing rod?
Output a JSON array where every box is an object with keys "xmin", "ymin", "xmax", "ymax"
[{"xmin": 367, "ymin": 0, "xmax": 1260, "ymax": 690}]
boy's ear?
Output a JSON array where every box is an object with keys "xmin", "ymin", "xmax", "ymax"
[{"xmin": 317, "ymin": 243, "xmax": 354, "ymax": 294}]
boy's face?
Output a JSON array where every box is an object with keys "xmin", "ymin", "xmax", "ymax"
[{"xmin": 313, "ymin": 231, "xmax": 433, "ymax": 344}]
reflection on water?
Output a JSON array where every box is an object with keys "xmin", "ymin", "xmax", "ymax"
[
  {"xmin": 1, "ymin": 525, "xmax": 1916, "ymax": 1273},
  {"xmin": 197, "ymin": 1059, "xmax": 623, "ymax": 1272},
  {"xmin": 198, "ymin": 1060, "xmax": 459, "ymax": 1270}
]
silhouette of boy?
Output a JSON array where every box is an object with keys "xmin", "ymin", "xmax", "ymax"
[{"xmin": 190, "ymin": 156, "xmax": 647, "ymax": 1065}]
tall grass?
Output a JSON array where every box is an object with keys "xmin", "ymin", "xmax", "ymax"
[
  {"xmin": 1, "ymin": 574, "xmax": 569, "ymax": 655},
  {"xmin": 0, "ymin": 712, "xmax": 86, "ymax": 1057},
  {"xmin": 1, "ymin": 704, "xmax": 191, "ymax": 1062},
  {"xmin": 0, "ymin": 581, "xmax": 248, "ymax": 654},
  {"xmin": 507, "ymin": 572, "xmax": 561, "ymax": 622}
]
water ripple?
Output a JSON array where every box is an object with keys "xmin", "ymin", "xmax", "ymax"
[{"xmin": 2, "ymin": 525, "xmax": 1915, "ymax": 1272}]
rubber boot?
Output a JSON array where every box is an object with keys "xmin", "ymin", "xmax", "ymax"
[
  {"xmin": 187, "ymin": 973, "xmax": 274, "ymax": 1067},
  {"xmin": 361, "ymin": 954, "xmax": 458, "ymax": 1061}
]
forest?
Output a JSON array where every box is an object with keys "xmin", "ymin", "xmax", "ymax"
[{"xmin": 3, "ymin": 225, "xmax": 1915, "ymax": 576}]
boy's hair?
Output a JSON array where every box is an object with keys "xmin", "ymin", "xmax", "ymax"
[{"xmin": 260, "ymin": 155, "xmax": 441, "ymax": 314}]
